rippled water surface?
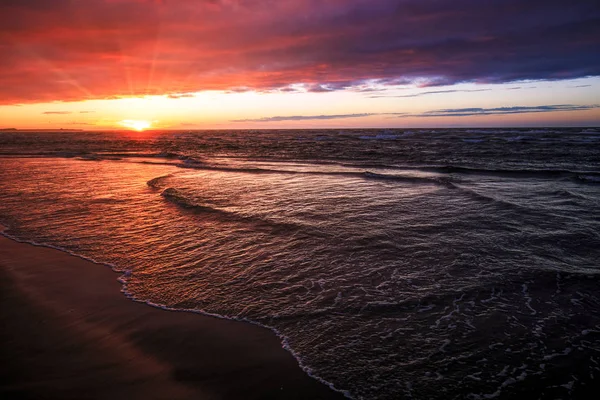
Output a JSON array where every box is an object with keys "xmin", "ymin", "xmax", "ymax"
[{"xmin": 1, "ymin": 128, "xmax": 600, "ymax": 399}]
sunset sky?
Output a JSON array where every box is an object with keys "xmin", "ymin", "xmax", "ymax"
[{"xmin": 1, "ymin": 0, "xmax": 599, "ymax": 130}]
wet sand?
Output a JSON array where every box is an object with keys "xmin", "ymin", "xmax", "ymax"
[{"xmin": 0, "ymin": 233, "xmax": 345, "ymax": 399}]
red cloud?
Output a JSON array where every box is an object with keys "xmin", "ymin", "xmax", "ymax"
[{"xmin": 1, "ymin": 0, "xmax": 599, "ymax": 104}]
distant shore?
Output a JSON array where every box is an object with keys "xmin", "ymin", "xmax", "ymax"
[{"xmin": 0, "ymin": 231, "xmax": 345, "ymax": 399}]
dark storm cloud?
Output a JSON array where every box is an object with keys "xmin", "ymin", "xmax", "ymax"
[{"xmin": 1, "ymin": 0, "xmax": 599, "ymax": 104}]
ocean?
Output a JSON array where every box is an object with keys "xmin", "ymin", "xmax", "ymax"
[{"xmin": 1, "ymin": 128, "xmax": 599, "ymax": 399}]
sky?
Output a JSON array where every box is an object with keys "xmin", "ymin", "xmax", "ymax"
[{"xmin": 0, "ymin": 0, "xmax": 599, "ymax": 130}]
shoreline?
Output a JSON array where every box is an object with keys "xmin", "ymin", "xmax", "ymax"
[{"xmin": 0, "ymin": 228, "xmax": 346, "ymax": 399}]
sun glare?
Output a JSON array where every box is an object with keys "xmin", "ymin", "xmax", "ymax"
[{"xmin": 120, "ymin": 119, "xmax": 152, "ymax": 131}]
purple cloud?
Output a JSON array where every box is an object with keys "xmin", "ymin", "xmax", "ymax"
[
  {"xmin": 371, "ymin": 89, "xmax": 493, "ymax": 98},
  {"xmin": 413, "ymin": 104, "xmax": 599, "ymax": 117}
]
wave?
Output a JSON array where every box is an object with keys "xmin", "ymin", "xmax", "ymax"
[
  {"xmin": 179, "ymin": 162, "xmax": 301, "ymax": 175},
  {"xmin": 181, "ymin": 162, "xmax": 463, "ymax": 189},
  {"xmin": 576, "ymin": 175, "xmax": 600, "ymax": 184},
  {"xmin": 147, "ymin": 174, "xmax": 175, "ymax": 189},
  {"xmin": 359, "ymin": 134, "xmax": 401, "ymax": 140},
  {"xmin": 363, "ymin": 171, "xmax": 456, "ymax": 187},
  {"xmin": 422, "ymin": 166, "xmax": 600, "ymax": 181},
  {"xmin": 76, "ymin": 155, "xmax": 123, "ymax": 161},
  {"xmin": 449, "ymin": 184, "xmax": 531, "ymax": 213},
  {"xmin": 428, "ymin": 165, "xmax": 569, "ymax": 176},
  {"xmin": 462, "ymin": 139, "xmax": 485, "ymax": 143},
  {"xmin": 0, "ymin": 150, "xmax": 190, "ymax": 161},
  {"xmin": 160, "ymin": 188, "xmax": 221, "ymax": 213},
  {"xmin": 341, "ymin": 163, "xmax": 600, "ymax": 183},
  {"xmin": 159, "ymin": 187, "xmax": 319, "ymax": 236},
  {"xmin": 176, "ymin": 159, "xmax": 462, "ymax": 187},
  {"xmin": 465, "ymin": 129, "xmax": 512, "ymax": 134}
]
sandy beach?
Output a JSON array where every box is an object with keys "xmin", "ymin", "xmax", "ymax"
[{"xmin": 0, "ymin": 232, "xmax": 345, "ymax": 400}]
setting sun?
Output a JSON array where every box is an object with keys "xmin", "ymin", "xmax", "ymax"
[{"xmin": 120, "ymin": 119, "xmax": 152, "ymax": 131}]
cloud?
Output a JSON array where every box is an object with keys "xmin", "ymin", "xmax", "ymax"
[
  {"xmin": 1, "ymin": 0, "xmax": 599, "ymax": 104},
  {"xmin": 306, "ymin": 84, "xmax": 337, "ymax": 93},
  {"xmin": 277, "ymin": 87, "xmax": 301, "ymax": 93},
  {"xmin": 43, "ymin": 110, "xmax": 94, "ymax": 114},
  {"xmin": 167, "ymin": 93, "xmax": 196, "ymax": 99},
  {"xmin": 232, "ymin": 113, "xmax": 378, "ymax": 122},
  {"xmin": 412, "ymin": 104, "xmax": 599, "ymax": 117},
  {"xmin": 371, "ymin": 89, "xmax": 492, "ymax": 98},
  {"xmin": 234, "ymin": 104, "xmax": 598, "ymax": 122}
]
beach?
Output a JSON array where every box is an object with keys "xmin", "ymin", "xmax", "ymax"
[{"xmin": 0, "ymin": 232, "xmax": 345, "ymax": 399}]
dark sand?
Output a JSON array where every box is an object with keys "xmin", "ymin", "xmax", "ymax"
[{"xmin": 0, "ymin": 233, "xmax": 346, "ymax": 399}]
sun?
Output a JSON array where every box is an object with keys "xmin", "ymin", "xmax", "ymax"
[{"xmin": 120, "ymin": 119, "xmax": 152, "ymax": 131}]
